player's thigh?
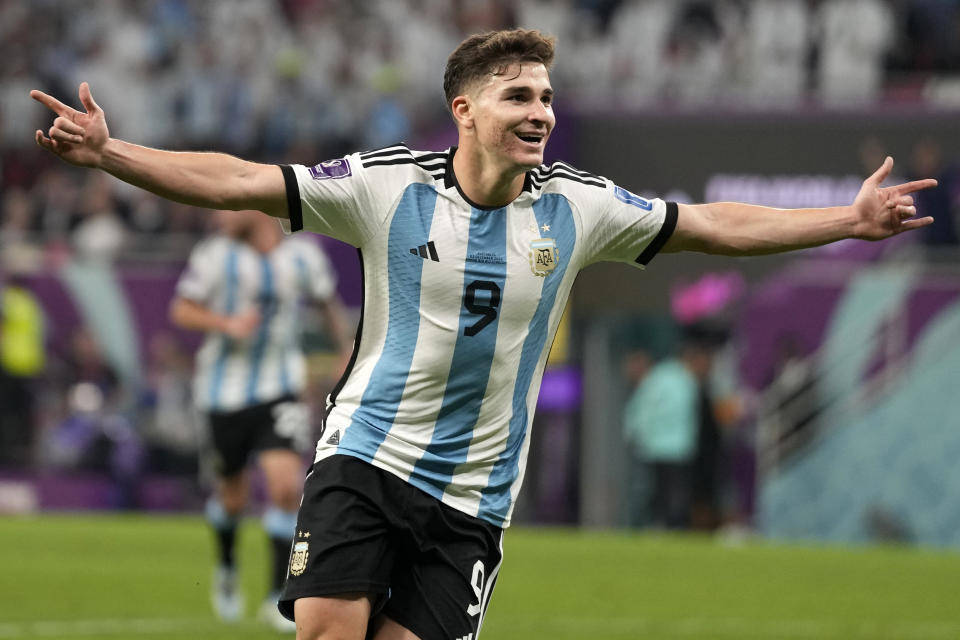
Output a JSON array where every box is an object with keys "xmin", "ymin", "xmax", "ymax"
[
  {"xmin": 294, "ymin": 593, "xmax": 373, "ymax": 640},
  {"xmin": 279, "ymin": 457, "xmax": 398, "ymax": 622},
  {"xmin": 369, "ymin": 615, "xmax": 422, "ymax": 640},
  {"xmin": 383, "ymin": 499, "xmax": 503, "ymax": 640},
  {"xmin": 257, "ymin": 448, "xmax": 304, "ymax": 508}
]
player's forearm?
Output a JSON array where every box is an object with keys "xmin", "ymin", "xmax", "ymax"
[
  {"xmin": 169, "ymin": 298, "xmax": 230, "ymax": 334},
  {"xmin": 681, "ymin": 202, "xmax": 858, "ymax": 256},
  {"xmin": 321, "ymin": 298, "xmax": 355, "ymax": 356},
  {"xmin": 99, "ymin": 139, "xmax": 276, "ymax": 212}
]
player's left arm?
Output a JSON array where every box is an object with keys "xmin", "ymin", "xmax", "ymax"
[{"xmin": 662, "ymin": 157, "xmax": 938, "ymax": 256}]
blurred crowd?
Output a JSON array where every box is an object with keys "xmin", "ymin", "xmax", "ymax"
[
  {"xmin": 4, "ymin": 0, "xmax": 960, "ymax": 265},
  {"xmin": 3, "ymin": 0, "xmax": 960, "ymax": 503}
]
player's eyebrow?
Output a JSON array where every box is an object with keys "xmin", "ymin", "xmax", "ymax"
[{"xmin": 499, "ymin": 84, "xmax": 554, "ymax": 99}]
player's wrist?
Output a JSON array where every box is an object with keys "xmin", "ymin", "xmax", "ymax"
[
  {"xmin": 844, "ymin": 205, "xmax": 869, "ymax": 240},
  {"xmin": 97, "ymin": 137, "xmax": 123, "ymax": 171}
]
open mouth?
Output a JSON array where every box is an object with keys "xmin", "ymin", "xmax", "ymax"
[{"xmin": 516, "ymin": 132, "xmax": 543, "ymax": 145}]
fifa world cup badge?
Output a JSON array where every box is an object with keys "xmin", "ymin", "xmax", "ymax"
[
  {"xmin": 290, "ymin": 531, "xmax": 310, "ymax": 576},
  {"xmin": 529, "ymin": 238, "xmax": 558, "ymax": 277}
]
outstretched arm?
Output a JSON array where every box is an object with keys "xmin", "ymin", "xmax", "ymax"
[
  {"xmin": 663, "ymin": 157, "xmax": 938, "ymax": 255},
  {"xmin": 31, "ymin": 83, "xmax": 287, "ymax": 219}
]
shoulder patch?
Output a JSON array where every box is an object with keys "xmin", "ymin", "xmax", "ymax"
[{"xmin": 308, "ymin": 158, "xmax": 352, "ymax": 180}]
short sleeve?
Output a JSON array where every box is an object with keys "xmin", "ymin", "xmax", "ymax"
[
  {"xmin": 280, "ymin": 152, "xmax": 391, "ymax": 248},
  {"xmin": 175, "ymin": 238, "xmax": 222, "ymax": 303},
  {"xmin": 583, "ymin": 180, "xmax": 677, "ymax": 268}
]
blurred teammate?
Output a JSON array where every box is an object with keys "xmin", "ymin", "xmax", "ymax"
[
  {"xmin": 170, "ymin": 209, "xmax": 352, "ymax": 631},
  {"xmin": 32, "ymin": 28, "xmax": 936, "ymax": 640}
]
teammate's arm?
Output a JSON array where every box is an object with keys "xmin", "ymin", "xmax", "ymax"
[
  {"xmin": 170, "ymin": 297, "xmax": 260, "ymax": 341},
  {"xmin": 663, "ymin": 157, "xmax": 937, "ymax": 256},
  {"xmin": 31, "ymin": 83, "xmax": 287, "ymax": 219},
  {"xmin": 316, "ymin": 297, "xmax": 354, "ymax": 378}
]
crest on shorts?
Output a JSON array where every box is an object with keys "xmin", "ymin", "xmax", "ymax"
[
  {"xmin": 529, "ymin": 238, "xmax": 558, "ymax": 277},
  {"xmin": 289, "ymin": 532, "xmax": 310, "ymax": 576}
]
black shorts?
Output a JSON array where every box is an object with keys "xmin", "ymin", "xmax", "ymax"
[
  {"xmin": 279, "ymin": 455, "xmax": 504, "ymax": 640},
  {"xmin": 205, "ymin": 395, "xmax": 310, "ymax": 477}
]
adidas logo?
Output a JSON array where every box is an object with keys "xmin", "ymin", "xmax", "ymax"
[
  {"xmin": 326, "ymin": 430, "xmax": 340, "ymax": 445},
  {"xmin": 409, "ymin": 241, "xmax": 439, "ymax": 262}
]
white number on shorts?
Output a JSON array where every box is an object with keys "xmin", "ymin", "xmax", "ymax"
[
  {"xmin": 272, "ymin": 402, "xmax": 310, "ymax": 449},
  {"xmin": 466, "ymin": 559, "xmax": 485, "ymax": 616}
]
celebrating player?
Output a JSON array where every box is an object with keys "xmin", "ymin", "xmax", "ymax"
[
  {"xmin": 170, "ymin": 208, "xmax": 353, "ymax": 631},
  {"xmin": 32, "ymin": 28, "xmax": 936, "ymax": 640}
]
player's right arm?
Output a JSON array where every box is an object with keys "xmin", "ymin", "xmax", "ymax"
[
  {"xmin": 31, "ymin": 83, "xmax": 286, "ymax": 219},
  {"xmin": 169, "ymin": 297, "xmax": 260, "ymax": 341}
]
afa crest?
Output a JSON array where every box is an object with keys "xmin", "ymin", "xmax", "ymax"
[
  {"xmin": 289, "ymin": 535, "xmax": 310, "ymax": 576},
  {"xmin": 529, "ymin": 238, "xmax": 558, "ymax": 277}
]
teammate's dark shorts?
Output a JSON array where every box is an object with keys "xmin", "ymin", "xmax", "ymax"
[
  {"xmin": 206, "ymin": 394, "xmax": 310, "ymax": 477},
  {"xmin": 279, "ymin": 454, "xmax": 504, "ymax": 640}
]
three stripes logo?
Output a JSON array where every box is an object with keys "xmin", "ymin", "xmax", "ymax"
[{"xmin": 410, "ymin": 241, "xmax": 439, "ymax": 262}]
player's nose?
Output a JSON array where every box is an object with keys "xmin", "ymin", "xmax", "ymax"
[{"xmin": 528, "ymin": 101, "xmax": 553, "ymax": 127}]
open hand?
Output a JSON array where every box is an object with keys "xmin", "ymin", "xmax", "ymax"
[
  {"xmin": 31, "ymin": 82, "xmax": 108, "ymax": 168},
  {"xmin": 852, "ymin": 156, "xmax": 938, "ymax": 241}
]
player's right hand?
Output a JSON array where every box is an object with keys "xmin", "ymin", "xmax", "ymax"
[
  {"xmin": 31, "ymin": 82, "xmax": 109, "ymax": 168},
  {"xmin": 222, "ymin": 309, "xmax": 261, "ymax": 340}
]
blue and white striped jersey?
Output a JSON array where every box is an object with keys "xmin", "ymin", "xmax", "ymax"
[
  {"xmin": 280, "ymin": 145, "xmax": 676, "ymax": 527},
  {"xmin": 176, "ymin": 234, "xmax": 337, "ymax": 412}
]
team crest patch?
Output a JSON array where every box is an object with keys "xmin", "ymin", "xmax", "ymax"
[
  {"xmin": 529, "ymin": 238, "xmax": 558, "ymax": 276},
  {"xmin": 308, "ymin": 158, "xmax": 351, "ymax": 180},
  {"xmin": 289, "ymin": 532, "xmax": 310, "ymax": 576}
]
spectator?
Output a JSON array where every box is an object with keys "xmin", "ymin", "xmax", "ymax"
[
  {"xmin": 622, "ymin": 325, "xmax": 719, "ymax": 529},
  {"xmin": 140, "ymin": 331, "xmax": 197, "ymax": 475},
  {"xmin": 909, "ymin": 137, "xmax": 959, "ymax": 249},
  {"xmin": 0, "ymin": 269, "xmax": 46, "ymax": 467},
  {"xmin": 71, "ymin": 173, "xmax": 127, "ymax": 262},
  {"xmin": 815, "ymin": 0, "xmax": 894, "ymax": 105},
  {"xmin": 742, "ymin": 0, "xmax": 810, "ymax": 105}
]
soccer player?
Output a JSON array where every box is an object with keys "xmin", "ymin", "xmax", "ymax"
[
  {"xmin": 31, "ymin": 28, "xmax": 936, "ymax": 640},
  {"xmin": 170, "ymin": 208, "xmax": 353, "ymax": 631}
]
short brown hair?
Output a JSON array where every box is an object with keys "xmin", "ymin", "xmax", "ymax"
[{"xmin": 443, "ymin": 29, "xmax": 556, "ymax": 111}]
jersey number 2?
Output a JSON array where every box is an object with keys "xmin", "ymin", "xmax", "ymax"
[{"xmin": 463, "ymin": 280, "xmax": 501, "ymax": 337}]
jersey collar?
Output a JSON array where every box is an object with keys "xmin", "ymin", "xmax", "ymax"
[{"xmin": 444, "ymin": 146, "xmax": 536, "ymax": 210}]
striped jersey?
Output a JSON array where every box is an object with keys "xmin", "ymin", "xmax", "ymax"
[
  {"xmin": 280, "ymin": 145, "xmax": 676, "ymax": 527},
  {"xmin": 175, "ymin": 233, "xmax": 337, "ymax": 412}
]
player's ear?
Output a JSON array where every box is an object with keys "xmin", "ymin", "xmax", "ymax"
[{"xmin": 451, "ymin": 95, "xmax": 473, "ymax": 129}]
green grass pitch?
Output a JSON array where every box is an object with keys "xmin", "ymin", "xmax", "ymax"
[{"xmin": 1, "ymin": 514, "xmax": 958, "ymax": 639}]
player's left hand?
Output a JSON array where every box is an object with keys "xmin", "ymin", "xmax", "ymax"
[{"xmin": 852, "ymin": 156, "xmax": 937, "ymax": 241}]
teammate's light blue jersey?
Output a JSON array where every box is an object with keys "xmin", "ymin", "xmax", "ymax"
[
  {"xmin": 282, "ymin": 145, "xmax": 676, "ymax": 527},
  {"xmin": 176, "ymin": 234, "xmax": 337, "ymax": 412}
]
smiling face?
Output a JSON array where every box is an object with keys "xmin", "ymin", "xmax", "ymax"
[{"xmin": 458, "ymin": 62, "xmax": 556, "ymax": 174}]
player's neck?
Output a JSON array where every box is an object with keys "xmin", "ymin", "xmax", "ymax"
[{"xmin": 452, "ymin": 144, "xmax": 526, "ymax": 208}]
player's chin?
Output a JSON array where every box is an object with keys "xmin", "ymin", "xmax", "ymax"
[{"xmin": 513, "ymin": 150, "xmax": 544, "ymax": 170}]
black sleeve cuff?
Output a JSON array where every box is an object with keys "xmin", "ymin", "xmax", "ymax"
[
  {"xmin": 635, "ymin": 201, "xmax": 678, "ymax": 266},
  {"xmin": 279, "ymin": 164, "xmax": 303, "ymax": 232}
]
